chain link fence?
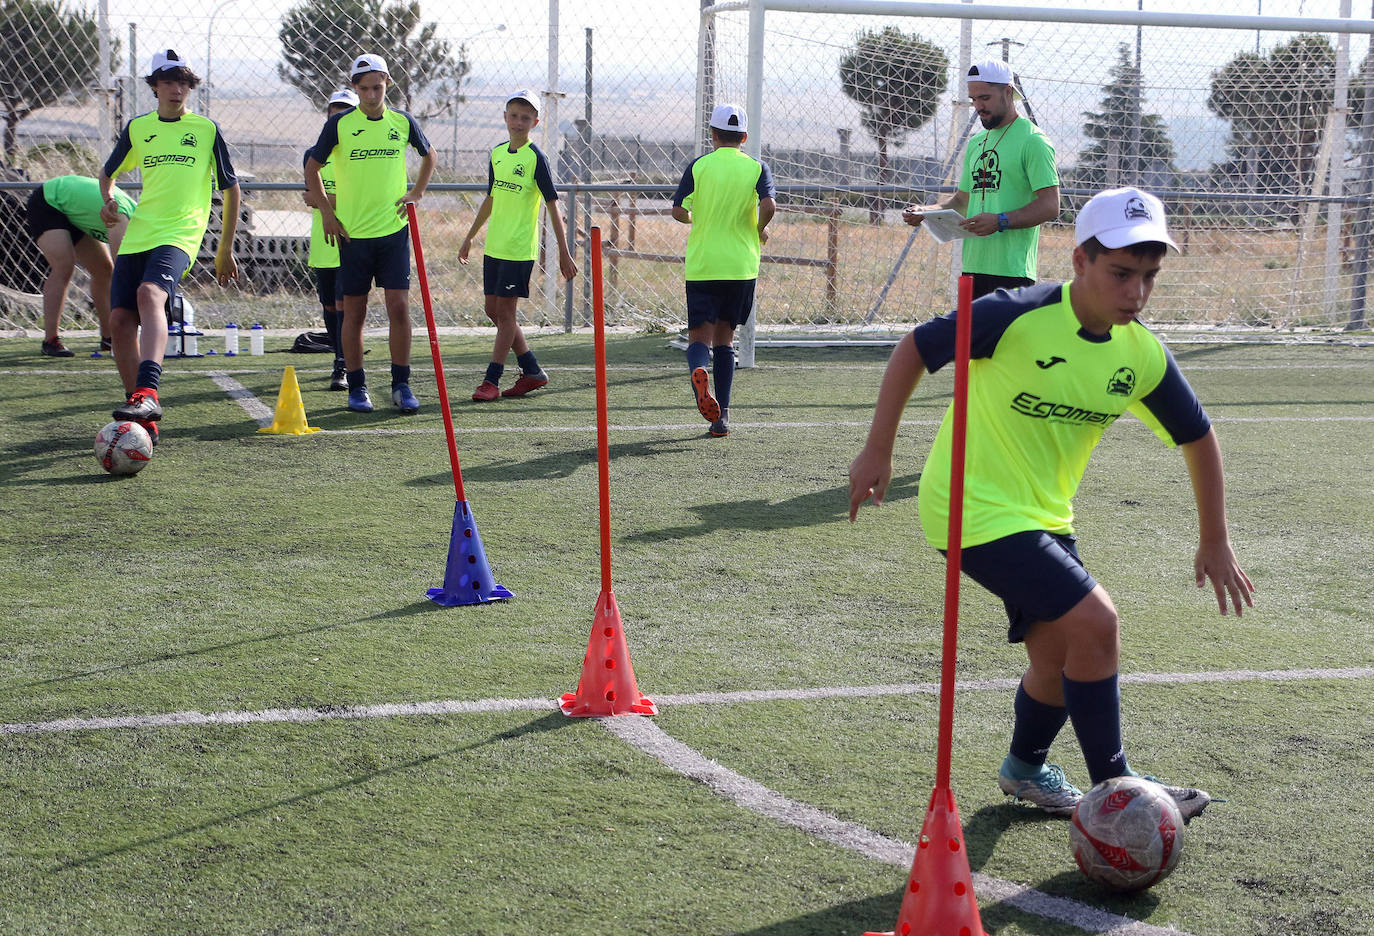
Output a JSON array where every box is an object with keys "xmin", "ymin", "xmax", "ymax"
[{"xmin": 2, "ymin": 0, "xmax": 1372, "ymax": 342}]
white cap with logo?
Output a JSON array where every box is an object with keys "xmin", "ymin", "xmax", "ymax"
[
  {"xmin": 709, "ymin": 104, "xmax": 747, "ymax": 133},
  {"xmin": 350, "ymin": 53, "xmax": 389, "ymax": 79},
  {"xmin": 328, "ymin": 88, "xmax": 360, "ymax": 107},
  {"xmin": 966, "ymin": 59, "xmax": 1023, "ymax": 98},
  {"xmin": 506, "ymin": 90, "xmax": 541, "ymax": 115},
  {"xmin": 148, "ymin": 48, "xmax": 191, "ymax": 77},
  {"xmin": 1075, "ymin": 187, "xmax": 1180, "ymax": 252}
]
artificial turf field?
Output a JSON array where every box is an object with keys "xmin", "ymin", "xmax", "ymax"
[{"xmin": 1, "ymin": 331, "xmax": 1371, "ymax": 936}]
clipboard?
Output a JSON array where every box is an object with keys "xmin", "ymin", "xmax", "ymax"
[{"xmin": 920, "ymin": 209, "xmax": 976, "ymax": 243}]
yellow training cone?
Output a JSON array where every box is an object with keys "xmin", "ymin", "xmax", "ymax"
[{"xmin": 258, "ymin": 365, "xmax": 321, "ymax": 435}]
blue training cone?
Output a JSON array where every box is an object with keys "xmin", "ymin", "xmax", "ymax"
[{"xmin": 426, "ymin": 500, "xmax": 514, "ymax": 606}]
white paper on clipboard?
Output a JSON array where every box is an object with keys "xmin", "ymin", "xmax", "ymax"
[{"xmin": 920, "ymin": 209, "xmax": 976, "ymax": 243}]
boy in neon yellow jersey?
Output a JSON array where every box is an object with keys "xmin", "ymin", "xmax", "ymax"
[
  {"xmin": 850, "ymin": 188, "xmax": 1254, "ymax": 820},
  {"xmin": 671, "ymin": 104, "xmax": 775, "ymax": 437},
  {"xmin": 459, "ymin": 90, "xmax": 577, "ymax": 402},
  {"xmin": 302, "ymin": 87, "xmax": 360, "ymax": 391},
  {"xmin": 305, "ymin": 54, "xmax": 437, "ymax": 414},
  {"xmin": 100, "ymin": 49, "xmax": 241, "ymax": 442}
]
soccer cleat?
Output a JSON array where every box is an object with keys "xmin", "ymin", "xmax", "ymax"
[
  {"xmin": 501, "ymin": 370, "xmax": 549, "ymax": 397},
  {"xmin": 691, "ymin": 367, "xmax": 721, "ymax": 422},
  {"xmin": 347, "ymin": 386, "xmax": 374, "ymax": 413},
  {"xmin": 997, "ymin": 762, "xmax": 1083, "ymax": 816},
  {"xmin": 329, "ymin": 364, "xmax": 348, "ymax": 392},
  {"xmin": 391, "ymin": 383, "xmax": 420, "ymax": 414},
  {"xmin": 134, "ymin": 418, "xmax": 159, "ymax": 447},
  {"xmin": 113, "ymin": 388, "xmax": 162, "ymax": 422},
  {"xmin": 709, "ymin": 411, "xmax": 729, "ymax": 437},
  {"xmin": 41, "ymin": 338, "xmax": 74, "ymax": 357},
  {"xmin": 472, "ymin": 380, "xmax": 500, "ymax": 402},
  {"xmin": 1140, "ymin": 776, "xmax": 1212, "ymax": 822},
  {"xmin": 99, "ymin": 337, "xmax": 113, "ymax": 353}
]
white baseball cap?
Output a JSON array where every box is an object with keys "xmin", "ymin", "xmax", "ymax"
[
  {"xmin": 709, "ymin": 104, "xmax": 747, "ymax": 133},
  {"xmin": 1075, "ymin": 187, "xmax": 1180, "ymax": 252},
  {"xmin": 350, "ymin": 53, "xmax": 389, "ymax": 79},
  {"xmin": 148, "ymin": 48, "xmax": 191, "ymax": 77},
  {"xmin": 966, "ymin": 59, "xmax": 1023, "ymax": 98},
  {"xmin": 506, "ymin": 90, "xmax": 541, "ymax": 115},
  {"xmin": 328, "ymin": 88, "xmax": 360, "ymax": 107}
]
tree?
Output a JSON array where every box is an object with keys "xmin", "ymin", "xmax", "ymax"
[
  {"xmin": 1077, "ymin": 43, "xmax": 1176, "ymax": 189},
  {"xmin": 839, "ymin": 26, "xmax": 948, "ymax": 222},
  {"xmin": 278, "ymin": 0, "xmax": 469, "ymax": 119},
  {"xmin": 1207, "ymin": 34, "xmax": 1343, "ymax": 202},
  {"xmin": 0, "ymin": 0, "xmax": 109, "ymax": 162}
]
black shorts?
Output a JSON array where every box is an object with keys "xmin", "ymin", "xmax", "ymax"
[
  {"xmin": 339, "ymin": 227, "xmax": 411, "ymax": 295},
  {"xmin": 685, "ymin": 279, "xmax": 756, "ymax": 330},
  {"xmin": 314, "ymin": 266, "xmax": 344, "ymax": 308},
  {"xmin": 483, "ymin": 255, "xmax": 535, "ymax": 298},
  {"xmin": 955, "ymin": 530, "xmax": 1098, "ymax": 643},
  {"xmin": 968, "ymin": 273, "xmax": 1033, "ymax": 300},
  {"xmin": 110, "ymin": 246, "xmax": 191, "ymax": 312},
  {"xmin": 25, "ymin": 188, "xmax": 84, "ymax": 244}
]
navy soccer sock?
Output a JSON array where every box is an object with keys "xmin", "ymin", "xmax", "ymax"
[
  {"xmin": 135, "ymin": 360, "xmax": 162, "ymax": 392},
  {"xmin": 1008, "ymin": 680, "xmax": 1070, "ymax": 770},
  {"xmin": 347, "ymin": 368, "xmax": 367, "ymax": 391},
  {"xmin": 516, "ymin": 350, "xmax": 540, "ymax": 375},
  {"xmin": 390, "ymin": 364, "xmax": 411, "ymax": 389},
  {"xmin": 712, "ymin": 345, "xmax": 735, "ymax": 411},
  {"xmin": 323, "ymin": 308, "xmax": 344, "ymax": 364},
  {"xmin": 484, "ymin": 362, "xmax": 504, "ymax": 386},
  {"xmin": 686, "ymin": 341, "xmax": 710, "ymax": 373},
  {"xmin": 1063, "ymin": 673, "xmax": 1128, "ymax": 785}
]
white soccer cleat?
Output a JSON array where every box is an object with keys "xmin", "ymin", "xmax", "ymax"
[{"xmin": 997, "ymin": 762, "xmax": 1083, "ymax": 816}]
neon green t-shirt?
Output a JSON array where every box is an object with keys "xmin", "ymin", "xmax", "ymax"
[
  {"xmin": 42, "ymin": 175, "xmax": 135, "ymax": 243},
  {"xmin": 310, "ymin": 107, "xmax": 431, "ymax": 240},
  {"xmin": 912, "ymin": 282, "xmax": 1210, "ymax": 549},
  {"xmin": 307, "ymin": 154, "xmax": 338, "ymax": 268},
  {"xmin": 104, "ymin": 111, "xmax": 236, "ymax": 261},
  {"xmin": 672, "ymin": 147, "xmax": 776, "ymax": 281},
  {"xmin": 958, "ymin": 116, "xmax": 1059, "ymax": 280},
  {"xmin": 484, "ymin": 140, "xmax": 559, "ymax": 262}
]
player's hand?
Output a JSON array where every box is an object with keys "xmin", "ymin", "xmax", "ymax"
[
  {"xmin": 962, "ymin": 212, "xmax": 999, "ymax": 236},
  {"xmin": 1194, "ymin": 540, "xmax": 1255, "ymax": 617},
  {"xmin": 848, "ymin": 445, "xmax": 893, "ymax": 521},
  {"xmin": 396, "ymin": 191, "xmax": 422, "ymax": 217},
  {"xmin": 901, "ymin": 206, "xmax": 926, "ymax": 227},
  {"xmin": 215, "ymin": 251, "xmax": 239, "ymax": 286},
  {"xmin": 559, "ymin": 250, "xmax": 578, "ymax": 281},
  {"xmin": 458, "ymin": 239, "xmax": 471, "ymax": 265},
  {"xmin": 322, "ymin": 214, "xmax": 347, "ymax": 247},
  {"xmin": 758, "ymin": 228, "xmax": 770, "ymax": 246},
  {"xmin": 100, "ymin": 198, "xmax": 122, "ymax": 228}
]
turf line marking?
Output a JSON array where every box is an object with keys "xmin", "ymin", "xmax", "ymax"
[
  {"xmin": 206, "ymin": 371, "xmax": 273, "ymax": 425},
  {"xmin": 4, "ymin": 667, "xmax": 1369, "ymax": 736},
  {"xmin": 602, "ymin": 716, "xmax": 1190, "ymax": 936}
]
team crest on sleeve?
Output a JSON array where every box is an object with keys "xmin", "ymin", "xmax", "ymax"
[
  {"xmin": 1107, "ymin": 367, "xmax": 1137, "ymax": 396},
  {"xmin": 180, "ymin": 132, "xmax": 197, "ymax": 147}
]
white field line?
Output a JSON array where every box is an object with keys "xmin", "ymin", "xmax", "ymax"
[
  {"xmin": 206, "ymin": 371, "xmax": 273, "ymax": 425},
  {"xmin": 4, "ymin": 667, "xmax": 1370, "ymax": 736},
  {"xmin": 603, "ymin": 716, "xmax": 1191, "ymax": 936}
]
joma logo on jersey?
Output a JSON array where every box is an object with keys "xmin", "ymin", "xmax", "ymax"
[
  {"xmin": 180, "ymin": 132, "xmax": 197, "ymax": 147},
  {"xmin": 143, "ymin": 153, "xmax": 197, "ymax": 167},
  {"xmin": 349, "ymin": 147, "xmax": 401, "ymax": 159},
  {"xmin": 1010, "ymin": 392, "xmax": 1117, "ymax": 426},
  {"xmin": 493, "ymin": 179, "xmax": 524, "ymax": 192}
]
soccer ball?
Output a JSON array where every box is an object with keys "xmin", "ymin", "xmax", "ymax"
[
  {"xmin": 94, "ymin": 420, "xmax": 153, "ymax": 475},
  {"xmin": 1070, "ymin": 776, "xmax": 1184, "ymax": 891}
]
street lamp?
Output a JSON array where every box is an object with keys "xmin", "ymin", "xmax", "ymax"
[
  {"xmin": 203, "ymin": 0, "xmax": 240, "ymax": 119},
  {"xmin": 452, "ymin": 24, "xmax": 507, "ymax": 171}
]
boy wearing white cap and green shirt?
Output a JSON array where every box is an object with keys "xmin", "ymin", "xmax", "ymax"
[
  {"xmin": 671, "ymin": 103, "xmax": 776, "ymax": 437},
  {"xmin": 459, "ymin": 89, "xmax": 577, "ymax": 402},
  {"xmin": 302, "ymin": 87, "xmax": 360, "ymax": 391},
  {"xmin": 902, "ymin": 59, "xmax": 1060, "ymax": 300},
  {"xmin": 850, "ymin": 187, "xmax": 1254, "ymax": 820},
  {"xmin": 305, "ymin": 53, "xmax": 437, "ymax": 414}
]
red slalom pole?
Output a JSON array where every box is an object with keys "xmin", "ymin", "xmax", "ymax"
[
  {"xmin": 408, "ymin": 202, "xmax": 511, "ymax": 605},
  {"xmin": 407, "ymin": 201, "xmax": 465, "ymax": 502},
  {"xmin": 591, "ymin": 226, "xmax": 614, "ymax": 593}
]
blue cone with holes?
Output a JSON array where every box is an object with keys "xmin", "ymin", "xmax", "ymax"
[{"xmin": 427, "ymin": 501, "xmax": 514, "ymax": 605}]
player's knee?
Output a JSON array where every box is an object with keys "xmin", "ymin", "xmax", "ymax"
[{"xmin": 135, "ymin": 282, "xmax": 167, "ymax": 312}]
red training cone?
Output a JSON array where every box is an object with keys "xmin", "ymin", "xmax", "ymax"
[
  {"xmin": 426, "ymin": 500, "xmax": 514, "ymax": 606},
  {"xmin": 560, "ymin": 590, "xmax": 657, "ymax": 717},
  {"xmin": 863, "ymin": 786, "xmax": 987, "ymax": 936}
]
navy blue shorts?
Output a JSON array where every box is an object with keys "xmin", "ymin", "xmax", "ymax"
[
  {"xmin": 483, "ymin": 255, "xmax": 535, "ymax": 298},
  {"xmin": 25, "ymin": 188, "xmax": 85, "ymax": 243},
  {"xmin": 969, "ymin": 273, "xmax": 1033, "ymax": 300},
  {"xmin": 685, "ymin": 279, "xmax": 756, "ymax": 330},
  {"xmin": 110, "ymin": 246, "xmax": 190, "ymax": 312},
  {"xmin": 955, "ymin": 530, "xmax": 1098, "ymax": 643},
  {"xmin": 314, "ymin": 266, "xmax": 343, "ymax": 308},
  {"xmin": 339, "ymin": 227, "xmax": 411, "ymax": 296}
]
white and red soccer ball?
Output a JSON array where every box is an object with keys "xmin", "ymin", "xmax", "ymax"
[
  {"xmin": 1070, "ymin": 776, "xmax": 1184, "ymax": 891},
  {"xmin": 95, "ymin": 420, "xmax": 153, "ymax": 475}
]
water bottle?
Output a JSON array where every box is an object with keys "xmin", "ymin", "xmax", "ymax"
[
  {"xmin": 224, "ymin": 322, "xmax": 238, "ymax": 356},
  {"xmin": 167, "ymin": 321, "xmax": 181, "ymax": 354},
  {"xmin": 184, "ymin": 331, "xmax": 199, "ymax": 356},
  {"xmin": 250, "ymin": 323, "xmax": 265, "ymax": 355}
]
